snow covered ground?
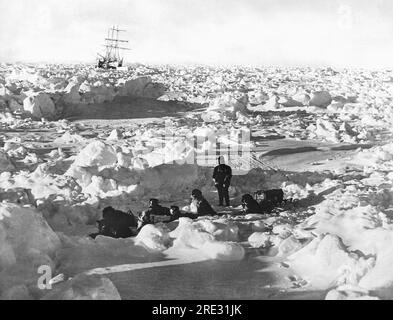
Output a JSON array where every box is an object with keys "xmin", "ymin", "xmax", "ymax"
[{"xmin": 0, "ymin": 63, "xmax": 393, "ymax": 300}]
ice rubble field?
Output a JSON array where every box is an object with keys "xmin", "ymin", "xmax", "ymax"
[{"xmin": 0, "ymin": 63, "xmax": 393, "ymax": 299}]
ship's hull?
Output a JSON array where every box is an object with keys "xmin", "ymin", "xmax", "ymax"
[{"xmin": 97, "ymin": 58, "xmax": 123, "ymax": 70}]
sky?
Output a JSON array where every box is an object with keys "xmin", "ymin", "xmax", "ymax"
[{"xmin": 0, "ymin": 0, "xmax": 392, "ymax": 68}]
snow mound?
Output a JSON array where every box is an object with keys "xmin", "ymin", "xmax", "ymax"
[
  {"xmin": 1, "ymin": 284, "xmax": 33, "ymax": 300},
  {"xmin": 325, "ymin": 285, "xmax": 380, "ymax": 300},
  {"xmin": 308, "ymin": 118, "xmax": 360, "ymax": 143},
  {"xmin": 202, "ymin": 93, "xmax": 248, "ymax": 122},
  {"xmin": 0, "ymin": 203, "xmax": 61, "ymax": 271},
  {"xmin": 80, "ymin": 85, "xmax": 116, "ymax": 104},
  {"xmin": 171, "ymin": 218, "xmax": 216, "ymax": 249},
  {"xmin": 23, "ymin": 92, "xmax": 56, "ymax": 120},
  {"xmin": 196, "ymin": 219, "xmax": 239, "ymax": 242},
  {"xmin": 42, "ymin": 274, "xmax": 121, "ymax": 300},
  {"xmin": 272, "ymin": 224, "xmax": 293, "ymax": 239},
  {"xmin": 251, "ymin": 220, "xmax": 269, "ymax": 232},
  {"xmin": 170, "ymin": 217, "xmax": 243, "ymax": 260},
  {"xmin": 53, "ymin": 132, "xmax": 86, "ymax": 144},
  {"xmin": 0, "ymin": 151, "xmax": 15, "ymax": 172},
  {"xmin": 117, "ymin": 76, "xmax": 152, "ymax": 97},
  {"xmin": 0, "ymin": 168, "xmax": 81, "ymax": 204},
  {"xmin": 309, "ymin": 91, "xmax": 332, "ymax": 108},
  {"xmin": 141, "ymin": 137, "xmax": 195, "ymax": 167},
  {"xmin": 193, "ymin": 126, "xmax": 216, "ymax": 138},
  {"xmin": 313, "ymin": 118, "xmax": 340, "ymax": 142},
  {"xmin": 71, "ymin": 140, "xmax": 117, "ymax": 170},
  {"xmin": 292, "ymin": 92, "xmax": 310, "ymax": 105},
  {"xmin": 287, "ymin": 234, "xmax": 375, "ymax": 289},
  {"xmin": 278, "ymin": 96, "xmax": 304, "ymax": 107},
  {"xmin": 200, "ymin": 241, "xmax": 245, "ymax": 261},
  {"xmin": 107, "ymin": 129, "xmax": 123, "ymax": 141},
  {"xmin": 261, "ymin": 95, "xmax": 280, "ymax": 110},
  {"xmin": 277, "ymin": 236, "xmax": 303, "ymax": 256},
  {"xmin": 135, "ymin": 223, "xmax": 171, "ymax": 252},
  {"xmin": 248, "ymin": 232, "xmax": 271, "ymax": 248},
  {"xmin": 62, "ymin": 81, "xmax": 81, "ymax": 104},
  {"xmin": 0, "ymin": 203, "xmax": 61, "ymax": 297},
  {"xmin": 248, "ymin": 91, "xmax": 269, "ymax": 105},
  {"xmin": 143, "ymin": 82, "xmax": 167, "ymax": 99},
  {"xmin": 201, "ymin": 110, "xmax": 224, "ymax": 123},
  {"xmin": 357, "ymin": 230, "xmax": 393, "ymax": 290},
  {"xmin": 55, "ymin": 234, "xmax": 157, "ymax": 277}
]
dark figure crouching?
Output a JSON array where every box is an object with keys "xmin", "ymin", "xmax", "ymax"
[
  {"xmin": 137, "ymin": 198, "xmax": 172, "ymax": 230},
  {"xmin": 147, "ymin": 198, "xmax": 171, "ymax": 216},
  {"xmin": 168, "ymin": 205, "xmax": 202, "ymax": 220},
  {"xmin": 169, "ymin": 205, "xmax": 181, "ymax": 221},
  {"xmin": 90, "ymin": 206, "xmax": 138, "ymax": 239},
  {"xmin": 255, "ymin": 189, "xmax": 284, "ymax": 213},
  {"xmin": 241, "ymin": 194, "xmax": 264, "ymax": 214},
  {"xmin": 190, "ymin": 189, "xmax": 217, "ymax": 217}
]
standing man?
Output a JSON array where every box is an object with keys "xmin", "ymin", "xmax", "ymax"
[{"xmin": 213, "ymin": 156, "xmax": 232, "ymax": 207}]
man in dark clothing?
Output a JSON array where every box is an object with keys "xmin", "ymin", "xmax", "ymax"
[
  {"xmin": 191, "ymin": 189, "xmax": 217, "ymax": 217},
  {"xmin": 213, "ymin": 156, "xmax": 232, "ymax": 207}
]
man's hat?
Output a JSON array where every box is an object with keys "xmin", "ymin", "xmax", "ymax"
[{"xmin": 218, "ymin": 156, "xmax": 225, "ymax": 163}]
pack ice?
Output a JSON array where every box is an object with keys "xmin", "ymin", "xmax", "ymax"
[{"xmin": 0, "ymin": 63, "xmax": 393, "ymax": 300}]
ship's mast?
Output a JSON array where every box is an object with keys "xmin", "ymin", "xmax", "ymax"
[{"xmin": 104, "ymin": 26, "xmax": 130, "ymax": 63}]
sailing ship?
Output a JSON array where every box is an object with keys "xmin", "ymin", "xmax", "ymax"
[{"xmin": 97, "ymin": 26, "xmax": 130, "ymax": 69}]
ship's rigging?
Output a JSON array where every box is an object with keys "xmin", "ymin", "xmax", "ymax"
[{"xmin": 97, "ymin": 26, "xmax": 130, "ymax": 69}]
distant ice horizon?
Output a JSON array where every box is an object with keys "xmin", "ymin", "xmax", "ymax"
[
  {"xmin": 3, "ymin": 60, "xmax": 391, "ymax": 72},
  {"xmin": 1, "ymin": 0, "xmax": 392, "ymax": 69}
]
